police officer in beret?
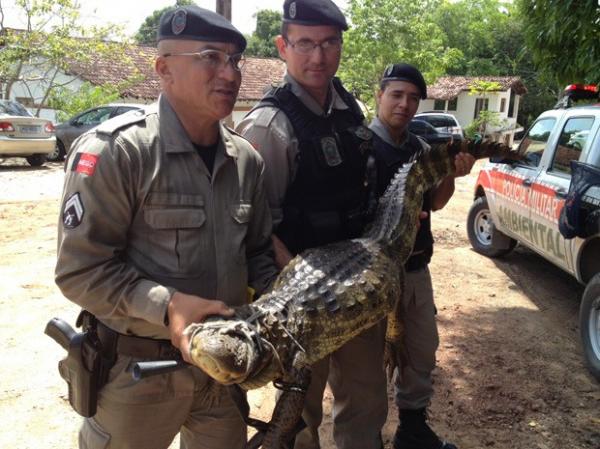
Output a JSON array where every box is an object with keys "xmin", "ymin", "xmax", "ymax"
[
  {"xmin": 55, "ymin": 5, "xmax": 277, "ymax": 448},
  {"xmin": 370, "ymin": 63, "xmax": 474, "ymax": 449},
  {"xmin": 237, "ymin": 1, "xmax": 386, "ymax": 448}
]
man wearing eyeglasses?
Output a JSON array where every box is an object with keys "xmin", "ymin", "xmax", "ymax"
[
  {"xmin": 55, "ymin": 6, "xmax": 277, "ymax": 449},
  {"xmin": 237, "ymin": 1, "xmax": 386, "ymax": 449}
]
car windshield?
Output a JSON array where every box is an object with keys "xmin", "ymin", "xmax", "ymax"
[{"xmin": 0, "ymin": 100, "xmax": 33, "ymax": 117}]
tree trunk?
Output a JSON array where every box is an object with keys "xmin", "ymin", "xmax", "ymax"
[{"xmin": 216, "ymin": 0, "xmax": 231, "ymax": 21}]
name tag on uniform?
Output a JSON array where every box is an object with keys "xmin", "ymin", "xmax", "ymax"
[{"xmin": 321, "ymin": 137, "xmax": 342, "ymax": 167}]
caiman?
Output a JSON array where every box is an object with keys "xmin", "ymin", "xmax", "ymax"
[{"xmin": 185, "ymin": 139, "xmax": 518, "ymax": 449}]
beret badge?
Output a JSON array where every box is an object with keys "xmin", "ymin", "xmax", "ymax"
[
  {"xmin": 289, "ymin": 2, "xmax": 297, "ymax": 19},
  {"xmin": 171, "ymin": 9, "xmax": 187, "ymax": 35},
  {"xmin": 384, "ymin": 64, "xmax": 394, "ymax": 78}
]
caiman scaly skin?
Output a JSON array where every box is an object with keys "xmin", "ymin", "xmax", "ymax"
[{"xmin": 186, "ymin": 139, "xmax": 517, "ymax": 449}]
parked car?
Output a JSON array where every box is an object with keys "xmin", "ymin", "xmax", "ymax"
[
  {"xmin": 465, "ymin": 84, "xmax": 600, "ymax": 381},
  {"xmin": 50, "ymin": 103, "xmax": 144, "ymax": 161},
  {"xmin": 409, "ymin": 119, "xmax": 453, "ymax": 145},
  {"xmin": 0, "ymin": 99, "xmax": 55, "ymax": 167},
  {"xmin": 415, "ymin": 112, "xmax": 464, "ymax": 141}
]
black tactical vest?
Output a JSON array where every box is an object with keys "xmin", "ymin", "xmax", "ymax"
[
  {"xmin": 372, "ymin": 131, "xmax": 434, "ymax": 270},
  {"xmin": 254, "ymin": 78, "xmax": 373, "ymax": 255}
]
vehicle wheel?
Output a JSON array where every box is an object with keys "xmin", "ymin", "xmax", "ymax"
[
  {"xmin": 580, "ymin": 273, "xmax": 600, "ymax": 381},
  {"xmin": 467, "ymin": 196, "xmax": 517, "ymax": 257},
  {"xmin": 46, "ymin": 140, "xmax": 66, "ymax": 162},
  {"xmin": 26, "ymin": 154, "xmax": 46, "ymax": 167}
]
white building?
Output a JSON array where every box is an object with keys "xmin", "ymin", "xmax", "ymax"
[{"xmin": 418, "ymin": 76, "xmax": 527, "ymax": 145}]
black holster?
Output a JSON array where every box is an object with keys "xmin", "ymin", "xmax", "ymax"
[{"xmin": 45, "ymin": 311, "xmax": 116, "ymax": 417}]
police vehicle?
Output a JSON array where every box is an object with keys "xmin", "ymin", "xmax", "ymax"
[{"xmin": 466, "ymin": 84, "xmax": 600, "ymax": 381}]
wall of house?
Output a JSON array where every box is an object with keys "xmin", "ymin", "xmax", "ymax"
[
  {"xmin": 232, "ymin": 107, "xmax": 253, "ymax": 127},
  {"xmin": 9, "ymin": 63, "xmax": 83, "ymax": 122},
  {"xmin": 417, "ymin": 89, "xmax": 522, "ymax": 138}
]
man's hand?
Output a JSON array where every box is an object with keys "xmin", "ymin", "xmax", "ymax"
[
  {"xmin": 272, "ymin": 234, "xmax": 293, "ymax": 270},
  {"xmin": 453, "ymin": 152, "xmax": 476, "ymax": 178},
  {"xmin": 416, "ymin": 210, "xmax": 428, "ymax": 229},
  {"xmin": 167, "ymin": 292, "xmax": 234, "ymax": 363}
]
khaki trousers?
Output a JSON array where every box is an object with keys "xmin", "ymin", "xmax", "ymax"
[
  {"xmin": 79, "ymin": 355, "xmax": 246, "ymax": 449},
  {"xmin": 394, "ymin": 267, "xmax": 439, "ymax": 410},
  {"xmin": 293, "ymin": 322, "xmax": 388, "ymax": 449}
]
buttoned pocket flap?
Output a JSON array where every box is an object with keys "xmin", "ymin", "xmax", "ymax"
[{"xmin": 145, "ymin": 208, "xmax": 206, "ymax": 229}]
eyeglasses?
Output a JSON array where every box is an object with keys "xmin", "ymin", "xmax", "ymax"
[
  {"xmin": 162, "ymin": 49, "xmax": 246, "ymax": 72},
  {"xmin": 284, "ymin": 37, "xmax": 343, "ymax": 55}
]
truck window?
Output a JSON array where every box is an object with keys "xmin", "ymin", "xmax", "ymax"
[
  {"xmin": 550, "ymin": 117, "xmax": 595, "ymax": 175},
  {"xmin": 519, "ymin": 118, "xmax": 557, "ymax": 167}
]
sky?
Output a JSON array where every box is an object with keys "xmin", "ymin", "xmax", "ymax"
[{"xmin": 2, "ymin": 0, "xmax": 348, "ymax": 36}]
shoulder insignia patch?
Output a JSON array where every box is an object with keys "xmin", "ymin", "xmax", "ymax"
[
  {"xmin": 71, "ymin": 152, "xmax": 99, "ymax": 176},
  {"xmin": 96, "ymin": 107, "xmax": 147, "ymax": 136},
  {"xmin": 62, "ymin": 193, "xmax": 84, "ymax": 229}
]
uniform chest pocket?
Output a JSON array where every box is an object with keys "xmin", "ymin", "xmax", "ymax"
[
  {"xmin": 143, "ymin": 193, "xmax": 209, "ymax": 276},
  {"xmin": 228, "ymin": 203, "xmax": 253, "ymax": 264},
  {"xmin": 144, "ymin": 208, "xmax": 206, "ymax": 229}
]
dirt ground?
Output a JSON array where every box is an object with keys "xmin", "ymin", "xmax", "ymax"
[{"xmin": 0, "ymin": 158, "xmax": 598, "ymax": 449}]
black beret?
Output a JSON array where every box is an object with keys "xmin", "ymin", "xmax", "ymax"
[
  {"xmin": 381, "ymin": 63, "xmax": 427, "ymax": 99},
  {"xmin": 157, "ymin": 5, "xmax": 247, "ymax": 52},
  {"xmin": 283, "ymin": 0, "xmax": 348, "ymax": 31}
]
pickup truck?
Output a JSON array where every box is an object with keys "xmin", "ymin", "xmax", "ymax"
[{"xmin": 466, "ymin": 84, "xmax": 600, "ymax": 381}]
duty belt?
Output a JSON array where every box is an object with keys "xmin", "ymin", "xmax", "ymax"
[
  {"xmin": 95, "ymin": 319, "xmax": 182, "ymax": 361},
  {"xmin": 405, "ymin": 252, "xmax": 430, "ymax": 272}
]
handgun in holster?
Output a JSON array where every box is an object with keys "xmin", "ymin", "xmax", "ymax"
[{"xmin": 45, "ymin": 312, "xmax": 112, "ymax": 417}]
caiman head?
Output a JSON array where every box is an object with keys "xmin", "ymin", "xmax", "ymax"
[{"xmin": 186, "ymin": 315, "xmax": 277, "ymax": 388}]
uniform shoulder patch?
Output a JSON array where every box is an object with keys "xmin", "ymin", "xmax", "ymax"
[
  {"xmin": 71, "ymin": 152, "xmax": 99, "ymax": 176},
  {"xmin": 96, "ymin": 107, "xmax": 148, "ymax": 136},
  {"xmin": 62, "ymin": 193, "xmax": 85, "ymax": 229}
]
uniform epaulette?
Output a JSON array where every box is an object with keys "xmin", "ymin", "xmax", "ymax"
[
  {"xmin": 252, "ymin": 106, "xmax": 280, "ymax": 128},
  {"xmin": 96, "ymin": 107, "xmax": 150, "ymax": 136}
]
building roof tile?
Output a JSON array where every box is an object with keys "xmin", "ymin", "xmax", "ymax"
[{"xmin": 427, "ymin": 76, "xmax": 527, "ymax": 100}]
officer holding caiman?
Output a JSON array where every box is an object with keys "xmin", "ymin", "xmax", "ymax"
[
  {"xmin": 237, "ymin": 1, "xmax": 387, "ymax": 448},
  {"xmin": 52, "ymin": 5, "xmax": 278, "ymax": 449}
]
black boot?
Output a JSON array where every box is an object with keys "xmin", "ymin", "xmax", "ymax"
[{"xmin": 393, "ymin": 408, "xmax": 457, "ymax": 449}]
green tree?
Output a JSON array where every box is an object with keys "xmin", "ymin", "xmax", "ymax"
[
  {"xmin": 339, "ymin": 0, "xmax": 462, "ymax": 112},
  {"xmin": 432, "ymin": 0, "xmax": 559, "ymax": 128},
  {"xmin": 517, "ymin": 0, "xmax": 600, "ymax": 86},
  {"xmin": 134, "ymin": 0, "xmax": 195, "ymax": 46},
  {"xmin": 245, "ymin": 9, "xmax": 281, "ymax": 58},
  {"xmin": 48, "ymin": 82, "xmax": 127, "ymax": 122},
  {"xmin": 0, "ymin": 0, "xmax": 133, "ymax": 117},
  {"xmin": 433, "ymin": 0, "xmax": 517, "ymax": 76}
]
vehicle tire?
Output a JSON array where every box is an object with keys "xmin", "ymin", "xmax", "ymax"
[
  {"xmin": 26, "ymin": 154, "xmax": 46, "ymax": 167},
  {"xmin": 580, "ymin": 273, "xmax": 600, "ymax": 381},
  {"xmin": 467, "ymin": 196, "xmax": 517, "ymax": 257},
  {"xmin": 46, "ymin": 140, "xmax": 66, "ymax": 162}
]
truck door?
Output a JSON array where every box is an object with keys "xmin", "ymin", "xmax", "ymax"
[
  {"xmin": 533, "ymin": 115, "xmax": 597, "ymax": 273},
  {"xmin": 491, "ymin": 117, "xmax": 557, "ymax": 247}
]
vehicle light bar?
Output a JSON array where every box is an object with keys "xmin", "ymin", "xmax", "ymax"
[{"xmin": 564, "ymin": 84, "xmax": 598, "ymax": 93}]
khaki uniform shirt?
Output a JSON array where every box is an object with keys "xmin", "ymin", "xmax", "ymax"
[
  {"xmin": 236, "ymin": 73, "xmax": 351, "ymax": 227},
  {"xmin": 56, "ymin": 95, "xmax": 277, "ymax": 339}
]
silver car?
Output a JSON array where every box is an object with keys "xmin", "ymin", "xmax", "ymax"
[
  {"xmin": 50, "ymin": 103, "xmax": 143, "ymax": 161},
  {"xmin": 0, "ymin": 99, "xmax": 56, "ymax": 167}
]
